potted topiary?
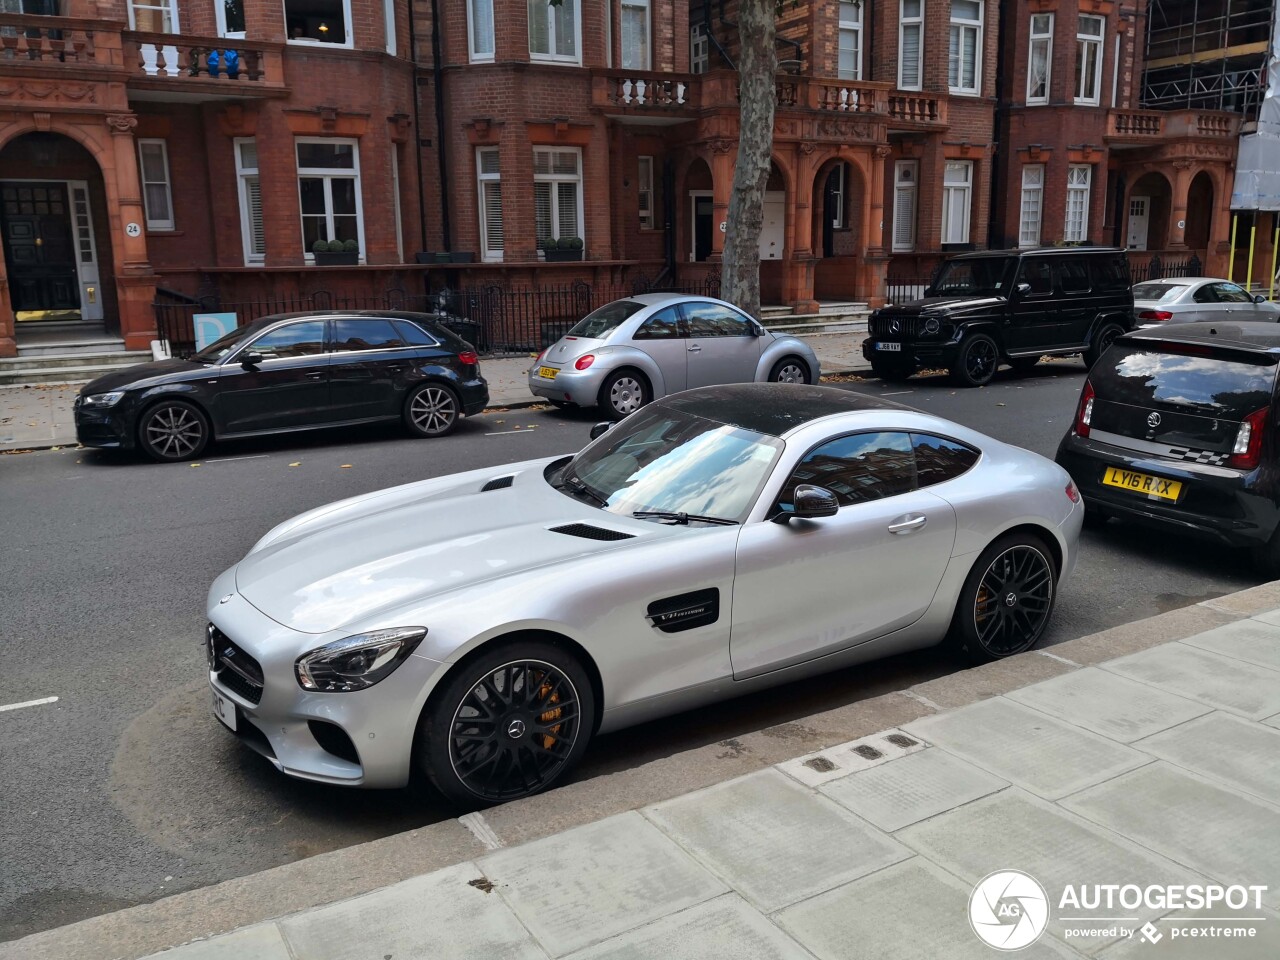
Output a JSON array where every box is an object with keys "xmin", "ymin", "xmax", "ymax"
[
  {"xmin": 545, "ymin": 236, "xmax": 584, "ymax": 262},
  {"xmin": 313, "ymin": 238, "xmax": 359, "ymax": 266}
]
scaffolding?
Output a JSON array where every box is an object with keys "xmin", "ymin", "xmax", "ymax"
[{"xmin": 1143, "ymin": 0, "xmax": 1276, "ymax": 119}]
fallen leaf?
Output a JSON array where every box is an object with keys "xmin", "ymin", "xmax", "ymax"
[
  {"xmin": 340, "ymin": 464, "xmax": 353, "ymax": 468},
  {"xmin": 190, "ymin": 463, "xmax": 201, "ymax": 468},
  {"xmin": 996, "ymin": 402, "xmax": 1006, "ymax": 407},
  {"xmin": 494, "ymin": 420, "xmax": 504, "ymax": 424},
  {"xmin": 289, "ymin": 461, "xmax": 301, "ymax": 467}
]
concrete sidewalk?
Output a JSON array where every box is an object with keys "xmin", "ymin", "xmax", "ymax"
[
  {"xmin": 9, "ymin": 583, "xmax": 1280, "ymax": 960},
  {"xmin": 0, "ymin": 331, "xmax": 871, "ymax": 452}
]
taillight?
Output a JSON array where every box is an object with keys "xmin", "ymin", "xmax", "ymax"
[
  {"xmin": 1228, "ymin": 406, "xmax": 1269, "ymax": 470},
  {"xmin": 458, "ymin": 350, "xmax": 479, "ymax": 366},
  {"xmin": 1065, "ymin": 481, "xmax": 1080, "ymax": 504},
  {"xmin": 1074, "ymin": 380, "xmax": 1095, "ymax": 438},
  {"xmin": 1138, "ymin": 310, "xmax": 1173, "ymax": 322},
  {"xmin": 575, "ymin": 354, "xmax": 595, "ymax": 371}
]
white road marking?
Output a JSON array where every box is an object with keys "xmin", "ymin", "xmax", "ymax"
[
  {"xmin": 1036, "ymin": 649, "xmax": 1081, "ymax": 667},
  {"xmin": 204, "ymin": 455, "xmax": 270, "ymax": 464},
  {"xmin": 485, "ymin": 429, "xmax": 536, "ymax": 436},
  {"xmin": 457, "ymin": 811, "xmax": 505, "ymax": 849},
  {"xmin": 0, "ymin": 696, "xmax": 58, "ymax": 713},
  {"xmin": 881, "ymin": 390, "xmax": 914, "ymax": 396}
]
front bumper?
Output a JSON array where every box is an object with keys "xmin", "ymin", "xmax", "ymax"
[
  {"xmin": 1056, "ymin": 432, "xmax": 1279, "ymax": 549},
  {"xmin": 206, "ymin": 575, "xmax": 448, "ymax": 789},
  {"xmin": 74, "ymin": 397, "xmax": 136, "ymax": 449},
  {"xmin": 527, "ymin": 363, "xmax": 609, "ymax": 406},
  {"xmin": 862, "ymin": 338, "xmax": 960, "ymax": 369}
]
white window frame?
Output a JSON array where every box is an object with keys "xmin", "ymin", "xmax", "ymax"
[
  {"xmin": 941, "ymin": 160, "xmax": 973, "ymax": 245},
  {"xmin": 1026, "ymin": 13, "xmax": 1052, "ymax": 104},
  {"xmin": 477, "ymin": 147, "xmax": 503, "ymax": 262},
  {"xmin": 948, "ymin": 0, "xmax": 983, "ymax": 96},
  {"xmin": 137, "ymin": 139, "xmax": 174, "ymax": 231},
  {"xmin": 898, "ymin": 0, "xmax": 923, "ymax": 91},
  {"xmin": 638, "ymin": 155, "xmax": 655, "ymax": 230},
  {"xmin": 383, "ymin": 0, "xmax": 396, "ymax": 54},
  {"xmin": 1074, "ymin": 14, "xmax": 1104, "ymax": 105},
  {"xmin": 837, "ymin": 0, "xmax": 863, "ymax": 82},
  {"xmin": 467, "ymin": 0, "xmax": 494, "ymax": 62},
  {"xmin": 690, "ymin": 22, "xmax": 709, "ymax": 74},
  {"xmin": 234, "ymin": 137, "xmax": 265, "ymax": 265},
  {"xmin": 1018, "ymin": 164, "xmax": 1044, "ymax": 248},
  {"xmin": 214, "ymin": 0, "xmax": 244, "ymax": 38},
  {"xmin": 295, "ymin": 137, "xmax": 365, "ymax": 261},
  {"xmin": 1064, "ymin": 164, "xmax": 1091, "ymax": 242},
  {"xmin": 621, "ymin": 0, "xmax": 650, "ymax": 70},
  {"xmin": 830, "ymin": 162, "xmax": 846, "ymax": 229},
  {"xmin": 128, "ymin": 0, "xmax": 179, "ymax": 32},
  {"xmin": 533, "ymin": 146, "xmax": 584, "ymax": 246},
  {"xmin": 528, "ymin": 0, "xmax": 580, "ymax": 64},
  {"xmin": 284, "ymin": 0, "xmax": 354, "ymax": 49},
  {"xmin": 892, "ymin": 160, "xmax": 918, "ymax": 252}
]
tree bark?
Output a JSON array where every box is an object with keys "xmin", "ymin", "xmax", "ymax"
[{"xmin": 720, "ymin": 0, "xmax": 776, "ymax": 320}]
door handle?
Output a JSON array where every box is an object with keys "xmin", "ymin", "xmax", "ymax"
[
  {"xmin": 887, "ymin": 514, "xmax": 927, "ymax": 534},
  {"xmin": 304, "ymin": 371, "xmax": 325, "ymax": 380},
  {"xmin": 687, "ymin": 345, "xmax": 702, "ymax": 353}
]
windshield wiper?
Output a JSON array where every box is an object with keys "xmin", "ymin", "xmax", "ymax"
[
  {"xmin": 556, "ymin": 473, "xmax": 609, "ymax": 507},
  {"xmin": 632, "ymin": 510, "xmax": 738, "ymax": 526}
]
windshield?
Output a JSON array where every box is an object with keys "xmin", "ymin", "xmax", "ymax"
[
  {"xmin": 566, "ymin": 300, "xmax": 646, "ymax": 340},
  {"xmin": 192, "ymin": 324, "xmax": 255, "ymax": 362},
  {"xmin": 1133, "ymin": 283, "xmax": 1187, "ymax": 303},
  {"xmin": 928, "ymin": 258, "xmax": 1017, "ymax": 298},
  {"xmin": 556, "ymin": 405, "xmax": 783, "ymax": 522}
]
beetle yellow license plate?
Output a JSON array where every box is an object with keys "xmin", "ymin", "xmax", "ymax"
[
  {"xmin": 538, "ymin": 366, "xmax": 558, "ymax": 380},
  {"xmin": 1102, "ymin": 466, "xmax": 1182, "ymax": 501}
]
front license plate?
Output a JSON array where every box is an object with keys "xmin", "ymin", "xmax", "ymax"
[
  {"xmin": 538, "ymin": 365, "xmax": 559, "ymax": 380},
  {"xmin": 212, "ymin": 689, "xmax": 237, "ymax": 732},
  {"xmin": 876, "ymin": 342, "xmax": 902, "ymax": 352},
  {"xmin": 1102, "ymin": 466, "xmax": 1183, "ymax": 502}
]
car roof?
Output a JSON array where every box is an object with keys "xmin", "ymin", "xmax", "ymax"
[
  {"xmin": 661, "ymin": 384, "xmax": 912, "ymax": 437},
  {"xmin": 1133, "ymin": 277, "xmax": 1217, "ymax": 285},
  {"xmin": 254, "ymin": 309, "xmax": 448, "ymax": 323},
  {"xmin": 620, "ymin": 292, "xmax": 734, "ymax": 307},
  {"xmin": 948, "ymin": 247, "xmax": 1125, "ymax": 261},
  {"xmin": 1125, "ymin": 321, "xmax": 1280, "ymax": 353}
]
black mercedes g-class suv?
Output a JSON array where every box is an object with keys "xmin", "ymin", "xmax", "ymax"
[{"xmin": 864, "ymin": 248, "xmax": 1135, "ymax": 386}]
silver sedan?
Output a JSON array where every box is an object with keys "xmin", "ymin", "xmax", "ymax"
[
  {"xmin": 1134, "ymin": 277, "xmax": 1280, "ymax": 327},
  {"xmin": 207, "ymin": 384, "xmax": 1081, "ymax": 808},
  {"xmin": 527, "ymin": 293, "xmax": 821, "ymax": 418}
]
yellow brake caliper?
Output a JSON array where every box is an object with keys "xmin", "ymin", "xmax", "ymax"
[{"xmin": 537, "ymin": 678, "xmax": 563, "ymax": 750}]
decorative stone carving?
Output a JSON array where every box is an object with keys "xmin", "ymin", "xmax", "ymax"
[
  {"xmin": 710, "ymin": 139, "xmax": 735, "ymax": 154},
  {"xmin": 874, "ymin": 145, "xmax": 892, "ymax": 159},
  {"xmin": 106, "ymin": 114, "xmax": 138, "ymax": 134},
  {"xmin": 0, "ymin": 81, "xmax": 97, "ymax": 104},
  {"xmin": 799, "ymin": 142, "xmax": 816, "ymax": 156}
]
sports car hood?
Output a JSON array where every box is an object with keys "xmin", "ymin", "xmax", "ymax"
[{"xmin": 234, "ymin": 461, "xmax": 678, "ymax": 633}]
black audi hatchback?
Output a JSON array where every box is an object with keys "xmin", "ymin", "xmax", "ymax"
[
  {"xmin": 1056, "ymin": 322, "xmax": 1280, "ymax": 575},
  {"xmin": 74, "ymin": 311, "xmax": 489, "ymax": 462}
]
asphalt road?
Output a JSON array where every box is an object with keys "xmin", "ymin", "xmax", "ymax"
[{"xmin": 0, "ymin": 360, "xmax": 1259, "ymax": 941}]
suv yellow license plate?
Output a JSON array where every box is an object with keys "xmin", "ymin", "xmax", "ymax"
[
  {"xmin": 538, "ymin": 366, "xmax": 558, "ymax": 380},
  {"xmin": 1102, "ymin": 466, "xmax": 1182, "ymax": 501}
]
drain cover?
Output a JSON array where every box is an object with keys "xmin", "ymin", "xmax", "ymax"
[
  {"xmin": 852, "ymin": 745, "xmax": 884, "ymax": 760},
  {"xmin": 803, "ymin": 756, "xmax": 837, "ymax": 773},
  {"xmin": 885, "ymin": 734, "xmax": 918, "ymax": 748}
]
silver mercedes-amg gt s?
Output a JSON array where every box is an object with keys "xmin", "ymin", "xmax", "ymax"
[{"xmin": 207, "ymin": 384, "xmax": 1082, "ymax": 807}]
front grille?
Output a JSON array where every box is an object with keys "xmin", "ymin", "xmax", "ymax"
[
  {"xmin": 870, "ymin": 314, "xmax": 921, "ymax": 338},
  {"xmin": 549, "ymin": 523, "xmax": 635, "ymax": 542},
  {"xmin": 208, "ymin": 624, "xmax": 264, "ymax": 705}
]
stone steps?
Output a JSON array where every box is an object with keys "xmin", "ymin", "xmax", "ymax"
[{"xmin": 0, "ymin": 351, "xmax": 151, "ymax": 386}]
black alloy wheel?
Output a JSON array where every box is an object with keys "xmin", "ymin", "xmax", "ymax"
[
  {"xmin": 769, "ymin": 357, "xmax": 810, "ymax": 384},
  {"xmin": 1084, "ymin": 323, "xmax": 1125, "ymax": 368},
  {"xmin": 404, "ymin": 382, "xmax": 461, "ymax": 438},
  {"xmin": 951, "ymin": 333, "xmax": 1000, "ymax": 387},
  {"xmin": 138, "ymin": 399, "xmax": 210, "ymax": 462},
  {"xmin": 949, "ymin": 533, "xmax": 1057, "ymax": 663},
  {"xmin": 421, "ymin": 641, "xmax": 596, "ymax": 807}
]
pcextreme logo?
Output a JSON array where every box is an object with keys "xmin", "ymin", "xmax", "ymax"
[{"xmin": 969, "ymin": 870, "xmax": 1050, "ymax": 951}]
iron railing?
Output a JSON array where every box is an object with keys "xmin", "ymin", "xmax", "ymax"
[
  {"xmin": 885, "ymin": 277, "xmax": 932, "ymax": 304},
  {"xmin": 152, "ymin": 276, "xmax": 724, "ymax": 358},
  {"xmin": 1129, "ymin": 253, "xmax": 1202, "ymax": 284}
]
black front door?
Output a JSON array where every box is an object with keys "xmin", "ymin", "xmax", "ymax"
[
  {"xmin": 0, "ymin": 182, "xmax": 80, "ymax": 314},
  {"xmin": 693, "ymin": 196, "xmax": 713, "ymax": 261}
]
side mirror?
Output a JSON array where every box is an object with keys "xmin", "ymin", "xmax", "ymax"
[
  {"xmin": 1256, "ymin": 294, "xmax": 1267, "ymax": 304},
  {"xmin": 773, "ymin": 484, "xmax": 839, "ymax": 523},
  {"xmin": 1015, "ymin": 282, "xmax": 1032, "ymax": 297},
  {"xmin": 240, "ymin": 351, "xmax": 264, "ymax": 367},
  {"xmin": 589, "ymin": 421, "xmax": 612, "ymax": 441},
  {"xmin": 751, "ymin": 320, "xmax": 768, "ymax": 337}
]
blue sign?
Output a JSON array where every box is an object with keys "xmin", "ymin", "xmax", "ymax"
[{"xmin": 193, "ymin": 312, "xmax": 238, "ymax": 351}]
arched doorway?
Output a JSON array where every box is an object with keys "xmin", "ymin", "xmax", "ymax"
[
  {"xmin": 1185, "ymin": 171, "xmax": 1213, "ymax": 254},
  {"xmin": 1127, "ymin": 171, "xmax": 1173, "ymax": 252},
  {"xmin": 812, "ymin": 157, "xmax": 864, "ymax": 300},
  {"xmin": 0, "ymin": 132, "xmax": 115, "ymax": 334},
  {"xmin": 684, "ymin": 158, "xmax": 713, "ymax": 263}
]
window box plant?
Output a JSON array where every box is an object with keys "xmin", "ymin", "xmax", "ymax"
[
  {"xmin": 543, "ymin": 236, "xmax": 584, "ymax": 262},
  {"xmin": 313, "ymin": 239, "xmax": 359, "ymax": 266}
]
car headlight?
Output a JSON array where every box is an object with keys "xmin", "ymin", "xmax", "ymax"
[
  {"xmin": 295, "ymin": 627, "xmax": 427, "ymax": 692},
  {"xmin": 82, "ymin": 391, "xmax": 125, "ymax": 408}
]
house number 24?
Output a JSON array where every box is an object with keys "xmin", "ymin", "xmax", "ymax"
[{"xmin": 126, "ymin": 222, "xmax": 142, "ymax": 238}]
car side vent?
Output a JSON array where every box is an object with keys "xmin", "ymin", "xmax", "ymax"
[
  {"xmin": 549, "ymin": 523, "xmax": 635, "ymax": 542},
  {"xmin": 481, "ymin": 475, "xmax": 515, "ymax": 492}
]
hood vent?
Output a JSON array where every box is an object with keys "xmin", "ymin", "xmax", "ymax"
[
  {"xmin": 549, "ymin": 523, "xmax": 634, "ymax": 542},
  {"xmin": 481, "ymin": 475, "xmax": 515, "ymax": 491}
]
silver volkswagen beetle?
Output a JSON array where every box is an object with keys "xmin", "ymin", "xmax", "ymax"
[
  {"xmin": 207, "ymin": 384, "xmax": 1081, "ymax": 807},
  {"xmin": 527, "ymin": 293, "xmax": 821, "ymax": 418}
]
